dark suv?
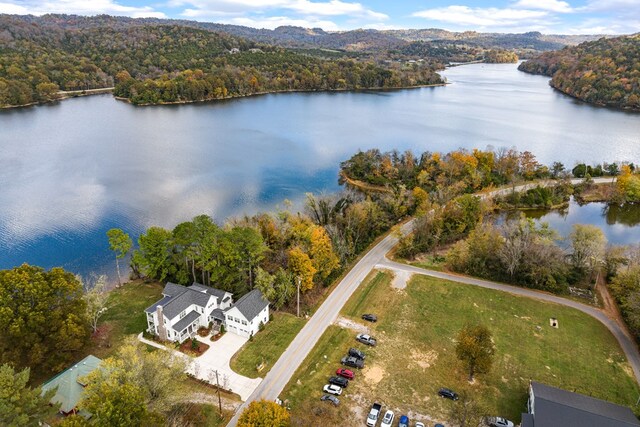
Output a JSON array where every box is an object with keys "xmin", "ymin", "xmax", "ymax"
[
  {"xmin": 438, "ymin": 388, "xmax": 459, "ymax": 401},
  {"xmin": 328, "ymin": 376, "xmax": 349, "ymax": 388},
  {"xmin": 341, "ymin": 356, "xmax": 365, "ymax": 369},
  {"xmin": 361, "ymin": 314, "xmax": 377, "ymax": 322},
  {"xmin": 349, "ymin": 347, "xmax": 366, "ymax": 360}
]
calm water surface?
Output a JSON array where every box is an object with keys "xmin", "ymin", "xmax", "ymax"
[
  {"xmin": 501, "ymin": 198, "xmax": 640, "ymax": 246},
  {"xmin": 1, "ymin": 63, "xmax": 639, "ymax": 279}
]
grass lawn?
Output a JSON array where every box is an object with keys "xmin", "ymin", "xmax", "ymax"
[
  {"xmin": 282, "ymin": 270, "xmax": 640, "ymax": 425},
  {"xmin": 230, "ymin": 312, "xmax": 306, "ymax": 378},
  {"xmin": 89, "ymin": 280, "xmax": 163, "ymax": 359}
]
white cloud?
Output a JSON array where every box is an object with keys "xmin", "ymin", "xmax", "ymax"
[
  {"xmin": 176, "ymin": 0, "xmax": 387, "ymax": 24},
  {"xmin": 584, "ymin": 0, "xmax": 640, "ymax": 12},
  {"xmin": 513, "ymin": 0, "xmax": 573, "ymax": 13},
  {"xmin": 0, "ymin": 0, "xmax": 166, "ymax": 17},
  {"xmin": 0, "ymin": 1, "xmax": 29, "ymax": 13},
  {"xmin": 412, "ymin": 5, "xmax": 549, "ymax": 28},
  {"xmin": 221, "ymin": 15, "xmax": 340, "ymax": 30}
]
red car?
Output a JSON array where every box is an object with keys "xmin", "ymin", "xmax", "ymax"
[{"xmin": 336, "ymin": 368, "xmax": 354, "ymax": 379}]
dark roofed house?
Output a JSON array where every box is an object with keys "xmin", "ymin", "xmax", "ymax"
[
  {"xmin": 224, "ymin": 289, "xmax": 270, "ymax": 338},
  {"xmin": 145, "ymin": 282, "xmax": 233, "ymax": 343},
  {"xmin": 522, "ymin": 381, "xmax": 640, "ymax": 427},
  {"xmin": 145, "ymin": 283, "xmax": 270, "ymax": 342}
]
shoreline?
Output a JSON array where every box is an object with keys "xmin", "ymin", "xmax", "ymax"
[
  {"xmin": 2, "ymin": 83, "xmax": 447, "ymax": 110},
  {"xmin": 116, "ymin": 82, "xmax": 449, "ymax": 107},
  {"xmin": 0, "ymin": 87, "xmax": 114, "ymax": 110},
  {"xmin": 516, "ymin": 65, "xmax": 640, "ymax": 114}
]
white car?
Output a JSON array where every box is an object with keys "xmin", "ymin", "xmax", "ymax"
[
  {"xmin": 487, "ymin": 417, "xmax": 515, "ymax": 427},
  {"xmin": 415, "ymin": 423, "xmax": 425, "ymax": 427},
  {"xmin": 322, "ymin": 384, "xmax": 342, "ymax": 395},
  {"xmin": 380, "ymin": 410, "xmax": 395, "ymax": 427}
]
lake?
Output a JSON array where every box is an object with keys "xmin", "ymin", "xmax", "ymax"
[{"xmin": 1, "ymin": 63, "xmax": 639, "ymax": 280}]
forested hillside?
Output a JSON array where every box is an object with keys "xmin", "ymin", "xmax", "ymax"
[
  {"xmin": 0, "ymin": 15, "xmax": 442, "ymax": 107},
  {"xmin": 519, "ymin": 34, "xmax": 640, "ymax": 110}
]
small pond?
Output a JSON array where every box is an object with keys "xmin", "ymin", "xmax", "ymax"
[{"xmin": 498, "ymin": 198, "xmax": 640, "ymax": 246}]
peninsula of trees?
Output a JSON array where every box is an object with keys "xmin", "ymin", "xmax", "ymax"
[
  {"xmin": 0, "ymin": 15, "xmax": 442, "ymax": 107},
  {"xmin": 519, "ymin": 34, "xmax": 640, "ymax": 110}
]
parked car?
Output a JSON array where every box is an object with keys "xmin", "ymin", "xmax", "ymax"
[
  {"xmin": 356, "ymin": 333, "xmax": 377, "ymax": 346},
  {"xmin": 415, "ymin": 422, "xmax": 426, "ymax": 427},
  {"xmin": 434, "ymin": 424, "xmax": 444, "ymax": 427},
  {"xmin": 336, "ymin": 368, "xmax": 354, "ymax": 379},
  {"xmin": 323, "ymin": 384, "xmax": 342, "ymax": 395},
  {"xmin": 349, "ymin": 347, "xmax": 366, "ymax": 360},
  {"xmin": 380, "ymin": 410, "xmax": 395, "ymax": 427},
  {"xmin": 398, "ymin": 415, "xmax": 409, "ymax": 427},
  {"xmin": 486, "ymin": 417, "xmax": 514, "ymax": 427},
  {"xmin": 328, "ymin": 376, "xmax": 349, "ymax": 388},
  {"xmin": 320, "ymin": 394, "xmax": 339, "ymax": 406},
  {"xmin": 362, "ymin": 314, "xmax": 378, "ymax": 322},
  {"xmin": 438, "ymin": 388, "xmax": 459, "ymax": 400},
  {"xmin": 341, "ymin": 356, "xmax": 365, "ymax": 369},
  {"xmin": 366, "ymin": 402, "xmax": 382, "ymax": 427}
]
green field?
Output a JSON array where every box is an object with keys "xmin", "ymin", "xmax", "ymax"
[
  {"xmin": 89, "ymin": 280, "xmax": 164, "ymax": 359},
  {"xmin": 282, "ymin": 271, "xmax": 639, "ymax": 425},
  {"xmin": 230, "ymin": 312, "xmax": 306, "ymax": 378}
]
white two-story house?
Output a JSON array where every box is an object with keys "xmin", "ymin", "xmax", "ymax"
[
  {"xmin": 145, "ymin": 282, "xmax": 270, "ymax": 342},
  {"xmin": 145, "ymin": 282, "xmax": 233, "ymax": 343},
  {"xmin": 224, "ymin": 289, "xmax": 270, "ymax": 338}
]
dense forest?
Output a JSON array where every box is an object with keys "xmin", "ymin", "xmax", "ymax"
[
  {"xmin": 484, "ymin": 49, "xmax": 519, "ymax": 63},
  {"xmin": 0, "ymin": 15, "xmax": 442, "ymax": 107},
  {"xmin": 519, "ymin": 34, "xmax": 640, "ymax": 110}
]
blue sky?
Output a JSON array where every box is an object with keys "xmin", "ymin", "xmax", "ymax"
[{"xmin": 1, "ymin": 0, "xmax": 638, "ymax": 34}]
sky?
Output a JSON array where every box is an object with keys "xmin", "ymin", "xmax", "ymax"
[{"xmin": 0, "ymin": 0, "xmax": 639, "ymax": 34}]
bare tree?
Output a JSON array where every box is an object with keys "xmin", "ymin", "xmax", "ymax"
[
  {"xmin": 448, "ymin": 392, "xmax": 487, "ymax": 427},
  {"xmin": 84, "ymin": 275, "xmax": 109, "ymax": 333},
  {"xmin": 498, "ymin": 218, "xmax": 533, "ymax": 278},
  {"xmin": 569, "ymin": 224, "xmax": 607, "ymax": 277}
]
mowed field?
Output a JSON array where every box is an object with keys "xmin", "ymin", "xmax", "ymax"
[{"xmin": 281, "ymin": 271, "xmax": 640, "ymax": 426}]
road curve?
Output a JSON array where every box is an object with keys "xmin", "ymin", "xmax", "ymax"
[{"xmin": 227, "ymin": 176, "xmax": 623, "ymax": 425}]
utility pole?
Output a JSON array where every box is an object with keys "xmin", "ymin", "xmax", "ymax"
[
  {"xmin": 215, "ymin": 370, "xmax": 222, "ymax": 416},
  {"xmin": 297, "ymin": 276, "xmax": 301, "ymax": 318}
]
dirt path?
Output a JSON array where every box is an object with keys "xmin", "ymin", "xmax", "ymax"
[
  {"xmin": 598, "ymin": 282, "xmax": 633, "ymax": 340},
  {"xmin": 335, "ymin": 316, "xmax": 370, "ymax": 333}
]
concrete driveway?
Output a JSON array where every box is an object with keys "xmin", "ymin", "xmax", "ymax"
[
  {"xmin": 138, "ymin": 332, "xmax": 261, "ymax": 401},
  {"xmin": 188, "ymin": 333, "xmax": 262, "ymax": 401}
]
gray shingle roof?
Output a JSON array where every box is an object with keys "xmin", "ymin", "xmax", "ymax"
[
  {"xmin": 189, "ymin": 282, "xmax": 230, "ymax": 301},
  {"xmin": 162, "ymin": 289, "xmax": 210, "ymax": 320},
  {"xmin": 232, "ymin": 289, "xmax": 269, "ymax": 322},
  {"xmin": 530, "ymin": 381, "xmax": 640, "ymax": 427},
  {"xmin": 211, "ymin": 308, "xmax": 225, "ymax": 320},
  {"xmin": 172, "ymin": 310, "xmax": 201, "ymax": 333},
  {"xmin": 146, "ymin": 282, "xmax": 233, "ymax": 321},
  {"xmin": 145, "ymin": 295, "xmax": 173, "ymax": 313},
  {"xmin": 163, "ymin": 282, "xmax": 185, "ymax": 297}
]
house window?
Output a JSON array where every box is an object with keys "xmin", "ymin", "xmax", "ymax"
[{"xmin": 180, "ymin": 311, "xmax": 186, "ymax": 319}]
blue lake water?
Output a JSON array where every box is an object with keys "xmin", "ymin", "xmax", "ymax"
[{"xmin": 1, "ymin": 63, "xmax": 639, "ymax": 280}]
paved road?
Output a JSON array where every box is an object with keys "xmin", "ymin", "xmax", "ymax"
[{"xmin": 227, "ymin": 176, "xmax": 622, "ymax": 425}]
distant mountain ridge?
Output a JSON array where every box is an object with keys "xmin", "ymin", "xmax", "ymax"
[{"xmin": 1, "ymin": 14, "xmax": 602, "ymax": 52}]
